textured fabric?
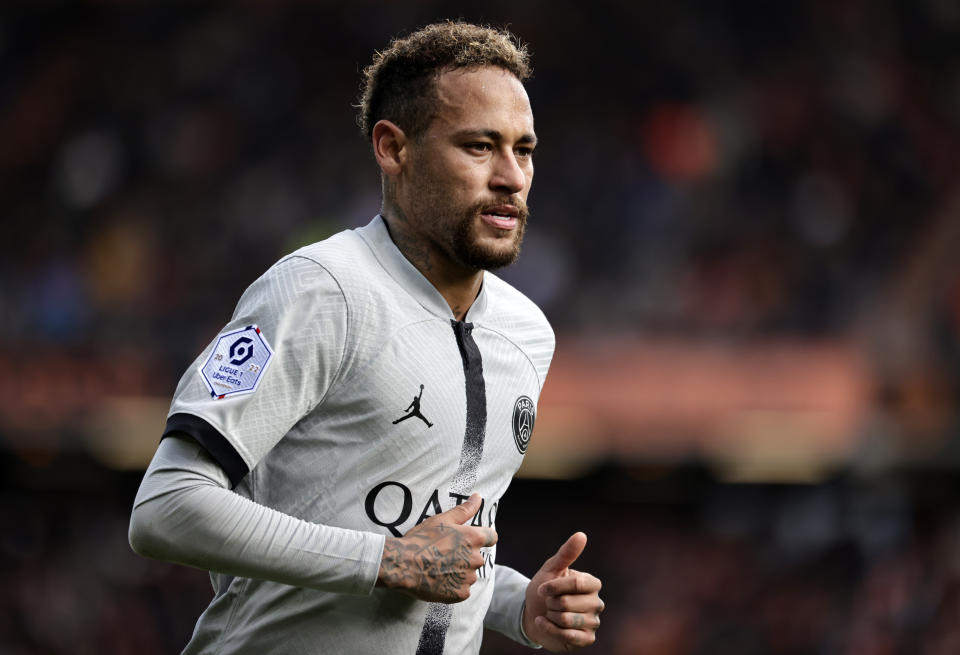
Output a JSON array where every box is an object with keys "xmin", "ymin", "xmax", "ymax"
[
  {"xmin": 485, "ymin": 565, "xmax": 542, "ymax": 649},
  {"xmin": 152, "ymin": 216, "xmax": 555, "ymax": 654},
  {"xmin": 130, "ymin": 434, "xmax": 383, "ymax": 596}
]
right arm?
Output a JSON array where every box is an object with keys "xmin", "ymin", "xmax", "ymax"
[
  {"xmin": 129, "ymin": 433, "xmax": 383, "ymax": 594},
  {"xmin": 129, "ymin": 433, "xmax": 492, "ymax": 601}
]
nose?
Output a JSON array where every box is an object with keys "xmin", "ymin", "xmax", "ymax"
[{"xmin": 490, "ymin": 150, "xmax": 527, "ymax": 194}]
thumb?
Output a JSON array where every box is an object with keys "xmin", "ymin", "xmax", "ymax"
[
  {"xmin": 435, "ymin": 492, "xmax": 482, "ymax": 525},
  {"xmin": 541, "ymin": 532, "xmax": 587, "ymax": 573}
]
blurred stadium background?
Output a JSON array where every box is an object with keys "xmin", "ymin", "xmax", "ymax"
[{"xmin": 4, "ymin": 1, "xmax": 960, "ymax": 653}]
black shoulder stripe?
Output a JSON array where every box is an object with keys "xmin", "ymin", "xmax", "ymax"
[{"xmin": 163, "ymin": 413, "xmax": 249, "ymax": 488}]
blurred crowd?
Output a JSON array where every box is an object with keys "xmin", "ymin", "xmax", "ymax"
[
  {"xmin": 4, "ymin": 1, "xmax": 960, "ymax": 653},
  {"xmin": 4, "ymin": 0, "xmax": 960, "ymax": 372},
  {"xmin": 2, "ymin": 0, "xmax": 960, "ymax": 466}
]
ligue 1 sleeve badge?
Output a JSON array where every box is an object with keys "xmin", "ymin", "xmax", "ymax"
[
  {"xmin": 199, "ymin": 325, "xmax": 274, "ymax": 399},
  {"xmin": 512, "ymin": 395, "xmax": 535, "ymax": 454}
]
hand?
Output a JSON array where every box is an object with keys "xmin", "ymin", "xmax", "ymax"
[
  {"xmin": 377, "ymin": 493, "xmax": 496, "ymax": 603},
  {"xmin": 522, "ymin": 532, "xmax": 604, "ymax": 651}
]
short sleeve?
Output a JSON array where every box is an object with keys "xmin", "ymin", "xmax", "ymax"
[{"xmin": 164, "ymin": 255, "xmax": 347, "ymax": 486}]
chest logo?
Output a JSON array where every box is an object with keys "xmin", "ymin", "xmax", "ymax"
[
  {"xmin": 512, "ymin": 396, "xmax": 535, "ymax": 454},
  {"xmin": 392, "ymin": 384, "xmax": 433, "ymax": 428}
]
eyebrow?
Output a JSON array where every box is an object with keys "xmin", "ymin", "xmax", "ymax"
[{"xmin": 454, "ymin": 128, "xmax": 538, "ymax": 146}]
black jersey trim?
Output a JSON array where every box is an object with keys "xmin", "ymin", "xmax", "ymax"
[
  {"xmin": 163, "ymin": 413, "xmax": 249, "ymax": 488},
  {"xmin": 416, "ymin": 604, "xmax": 452, "ymax": 655},
  {"xmin": 415, "ymin": 321, "xmax": 489, "ymax": 655},
  {"xmin": 450, "ymin": 320, "xmax": 487, "ymax": 492}
]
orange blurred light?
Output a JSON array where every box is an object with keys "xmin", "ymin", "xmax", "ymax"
[{"xmin": 642, "ymin": 103, "xmax": 718, "ymax": 182}]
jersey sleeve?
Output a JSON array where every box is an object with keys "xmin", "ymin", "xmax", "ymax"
[
  {"xmin": 484, "ymin": 564, "xmax": 542, "ymax": 648},
  {"xmin": 164, "ymin": 255, "xmax": 347, "ymax": 486},
  {"xmin": 130, "ymin": 433, "xmax": 384, "ymax": 595}
]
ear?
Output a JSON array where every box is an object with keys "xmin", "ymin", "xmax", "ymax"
[{"xmin": 372, "ymin": 120, "xmax": 407, "ymax": 177}]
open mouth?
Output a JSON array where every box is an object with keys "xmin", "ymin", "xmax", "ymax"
[{"xmin": 480, "ymin": 205, "xmax": 519, "ymax": 230}]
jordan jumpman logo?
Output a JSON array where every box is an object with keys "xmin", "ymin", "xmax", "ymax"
[{"xmin": 392, "ymin": 384, "xmax": 433, "ymax": 427}]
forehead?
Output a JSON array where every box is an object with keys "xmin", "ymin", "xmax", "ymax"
[{"xmin": 429, "ymin": 66, "xmax": 534, "ymax": 136}]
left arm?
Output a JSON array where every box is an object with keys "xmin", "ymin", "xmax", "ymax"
[
  {"xmin": 485, "ymin": 564, "xmax": 542, "ymax": 648},
  {"xmin": 486, "ymin": 533, "xmax": 604, "ymax": 651}
]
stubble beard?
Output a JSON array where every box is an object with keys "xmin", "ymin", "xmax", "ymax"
[
  {"xmin": 449, "ymin": 199, "xmax": 529, "ymax": 271},
  {"xmin": 409, "ymin": 178, "xmax": 530, "ymax": 272},
  {"xmin": 400, "ymin": 156, "xmax": 530, "ymax": 272}
]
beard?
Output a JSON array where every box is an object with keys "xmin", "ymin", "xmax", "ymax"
[
  {"xmin": 401, "ymin": 151, "xmax": 531, "ymax": 272},
  {"xmin": 447, "ymin": 198, "xmax": 529, "ymax": 271}
]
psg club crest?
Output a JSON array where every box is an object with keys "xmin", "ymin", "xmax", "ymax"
[{"xmin": 512, "ymin": 395, "xmax": 535, "ymax": 454}]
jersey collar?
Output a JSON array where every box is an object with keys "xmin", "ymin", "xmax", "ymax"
[{"xmin": 356, "ymin": 215, "xmax": 488, "ymax": 322}]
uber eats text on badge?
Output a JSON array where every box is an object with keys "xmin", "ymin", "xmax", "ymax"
[{"xmin": 199, "ymin": 325, "xmax": 274, "ymax": 399}]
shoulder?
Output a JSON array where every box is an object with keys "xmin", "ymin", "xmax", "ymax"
[
  {"xmin": 230, "ymin": 229, "xmax": 375, "ymax": 325},
  {"xmin": 483, "ymin": 273, "xmax": 554, "ymax": 337},
  {"xmin": 480, "ymin": 273, "xmax": 556, "ymax": 384},
  {"xmin": 245, "ymin": 227, "xmax": 380, "ymax": 302},
  {"xmin": 282, "ymin": 228, "xmax": 371, "ymax": 271}
]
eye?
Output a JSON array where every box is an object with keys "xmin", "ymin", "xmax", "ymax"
[
  {"xmin": 466, "ymin": 142, "xmax": 493, "ymax": 153},
  {"xmin": 515, "ymin": 146, "xmax": 535, "ymax": 159}
]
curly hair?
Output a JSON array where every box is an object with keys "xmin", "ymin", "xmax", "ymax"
[{"xmin": 358, "ymin": 21, "xmax": 532, "ymax": 141}]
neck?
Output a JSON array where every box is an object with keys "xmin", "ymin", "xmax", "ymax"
[{"xmin": 381, "ymin": 207, "xmax": 483, "ymax": 322}]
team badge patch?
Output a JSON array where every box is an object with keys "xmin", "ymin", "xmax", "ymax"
[
  {"xmin": 199, "ymin": 325, "xmax": 274, "ymax": 399},
  {"xmin": 512, "ymin": 395, "xmax": 535, "ymax": 454}
]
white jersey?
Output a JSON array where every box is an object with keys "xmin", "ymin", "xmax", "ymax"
[{"xmin": 165, "ymin": 216, "xmax": 554, "ymax": 654}]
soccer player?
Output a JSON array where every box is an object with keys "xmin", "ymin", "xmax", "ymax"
[{"xmin": 129, "ymin": 21, "xmax": 604, "ymax": 654}]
